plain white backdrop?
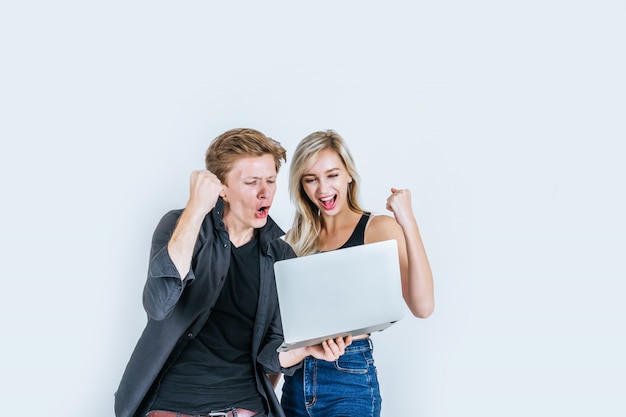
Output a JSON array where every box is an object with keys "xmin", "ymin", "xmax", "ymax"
[{"xmin": 1, "ymin": 0, "xmax": 624, "ymax": 416}]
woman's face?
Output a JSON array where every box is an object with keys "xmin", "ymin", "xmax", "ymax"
[{"xmin": 300, "ymin": 148, "xmax": 352, "ymax": 215}]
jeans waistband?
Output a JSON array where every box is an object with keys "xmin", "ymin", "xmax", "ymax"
[{"xmin": 344, "ymin": 336, "xmax": 373, "ymax": 353}]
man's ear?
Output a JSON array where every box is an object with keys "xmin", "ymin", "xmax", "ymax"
[{"xmin": 219, "ymin": 185, "xmax": 227, "ymax": 200}]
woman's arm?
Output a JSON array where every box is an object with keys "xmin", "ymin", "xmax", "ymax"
[{"xmin": 366, "ymin": 188, "xmax": 434, "ymax": 318}]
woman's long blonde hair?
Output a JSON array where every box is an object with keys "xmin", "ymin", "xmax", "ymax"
[{"xmin": 286, "ymin": 130, "xmax": 365, "ymax": 256}]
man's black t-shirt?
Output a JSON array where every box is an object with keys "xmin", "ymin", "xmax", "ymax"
[{"xmin": 151, "ymin": 235, "xmax": 264, "ymax": 414}]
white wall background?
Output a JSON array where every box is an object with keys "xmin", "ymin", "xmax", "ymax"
[{"xmin": 1, "ymin": 0, "xmax": 624, "ymax": 416}]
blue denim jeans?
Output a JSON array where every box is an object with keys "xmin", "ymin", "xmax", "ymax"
[{"xmin": 281, "ymin": 338, "xmax": 381, "ymax": 417}]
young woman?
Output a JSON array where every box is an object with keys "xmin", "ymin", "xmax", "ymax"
[{"xmin": 280, "ymin": 130, "xmax": 435, "ymax": 417}]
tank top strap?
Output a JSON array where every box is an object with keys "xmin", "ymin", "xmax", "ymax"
[{"xmin": 339, "ymin": 212, "xmax": 371, "ymax": 249}]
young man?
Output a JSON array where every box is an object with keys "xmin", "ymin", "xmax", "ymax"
[{"xmin": 114, "ymin": 128, "xmax": 349, "ymax": 417}]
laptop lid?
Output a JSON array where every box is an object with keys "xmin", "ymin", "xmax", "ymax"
[{"xmin": 274, "ymin": 239, "xmax": 405, "ymax": 352}]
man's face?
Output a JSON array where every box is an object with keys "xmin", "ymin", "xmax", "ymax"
[{"xmin": 221, "ymin": 154, "xmax": 277, "ymax": 234}]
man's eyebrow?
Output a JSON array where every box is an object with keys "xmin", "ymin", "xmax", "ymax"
[{"xmin": 245, "ymin": 175, "xmax": 277, "ymax": 180}]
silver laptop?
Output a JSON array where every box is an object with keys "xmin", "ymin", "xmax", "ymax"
[{"xmin": 274, "ymin": 239, "xmax": 405, "ymax": 352}]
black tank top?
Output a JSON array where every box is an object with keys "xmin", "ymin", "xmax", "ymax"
[{"xmin": 339, "ymin": 212, "xmax": 370, "ymax": 249}]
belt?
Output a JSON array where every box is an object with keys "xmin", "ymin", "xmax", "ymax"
[{"xmin": 146, "ymin": 409, "xmax": 259, "ymax": 417}]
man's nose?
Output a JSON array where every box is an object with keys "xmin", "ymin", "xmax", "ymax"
[{"xmin": 258, "ymin": 182, "xmax": 269, "ymax": 199}]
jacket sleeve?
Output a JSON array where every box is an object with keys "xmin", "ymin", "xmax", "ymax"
[
  {"xmin": 142, "ymin": 210, "xmax": 196, "ymax": 321},
  {"xmin": 257, "ymin": 242, "xmax": 301, "ymax": 376},
  {"xmin": 257, "ymin": 301, "xmax": 302, "ymax": 376}
]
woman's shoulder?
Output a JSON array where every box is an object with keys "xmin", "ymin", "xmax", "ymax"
[
  {"xmin": 366, "ymin": 212, "xmax": 395, "ymax": 226},
  {"xmin": 365, "ymin": 212, "xmax": 401, "ymax": 242}
]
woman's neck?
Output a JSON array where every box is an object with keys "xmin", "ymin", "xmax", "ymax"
[{"xmin": 317, "ymin": 209, "xmax": 362, "ymax": 251}]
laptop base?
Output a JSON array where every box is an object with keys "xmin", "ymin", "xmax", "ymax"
[{"xmin": 277, "ymin": 320, "xmax": 399, "ymax": 352}]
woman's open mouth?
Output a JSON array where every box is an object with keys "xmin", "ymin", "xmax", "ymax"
[{"xmin": 319, "ymin": 195, "xmax": 337, "ymax": 210}]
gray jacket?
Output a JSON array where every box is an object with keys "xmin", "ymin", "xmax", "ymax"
[{"xmin": 114, "ymin": 199, "xmax": 297, "ymax": 417}]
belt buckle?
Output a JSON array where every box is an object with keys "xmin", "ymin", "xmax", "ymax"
[{"xmin": 207, "ymin": 413, "xmax": 228, "ymax": 417}]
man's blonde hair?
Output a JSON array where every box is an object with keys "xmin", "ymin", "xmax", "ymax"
[{"xmin": 205, "ymin": 128, "xmax": 287, "ymax": 183}]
